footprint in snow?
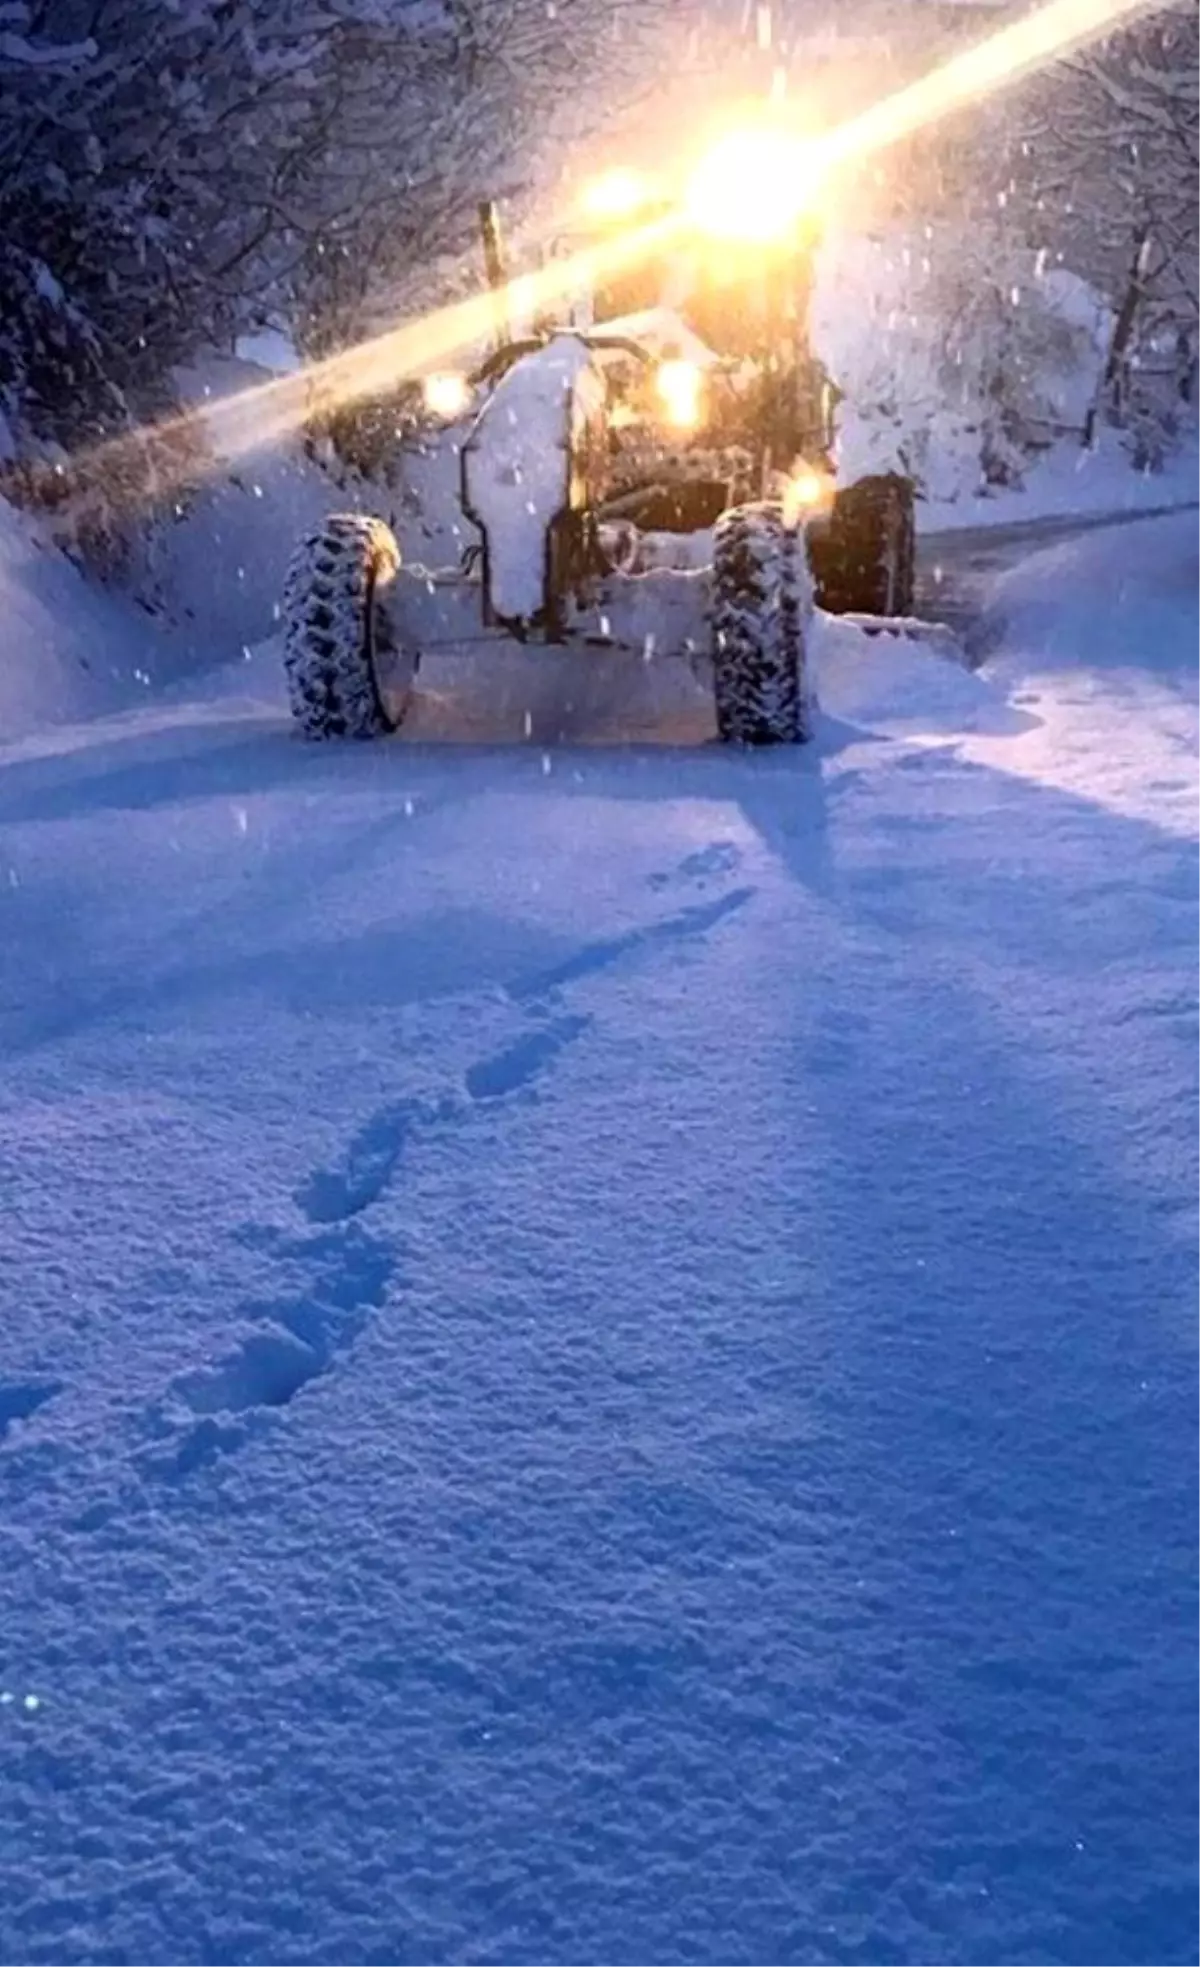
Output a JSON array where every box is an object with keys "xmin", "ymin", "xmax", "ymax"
[
  {"xmin": 647, "ymin": 840, "xmax": 743, "ymax": 891},
  {"xmin": 508, "ymin": 886, "xmax": 756, "ymax": 1002},
  {"xmin": 144, "ymin": 1221, "xmax": 399, "ymax": 1482},
  {"xmin": 297, "ymin": 1094, "xmax": 455, "ymax": 1225},
  {"xmin": 0, "ymin": 1381, "xmax": 61, "ymax": 1444},
  {"xmin": 143, "ymin": 876, "xmax": 754, "ymax": 1484},
  {"xmin": 464, "ymin": 1013, "xmax": 592, "ymax": 1102}
]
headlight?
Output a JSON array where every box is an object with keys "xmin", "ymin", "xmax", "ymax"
[
  {"xmin": 782, "ymin": 467, "xmax": 836, "ymax": 526},
  {"xmin": 580, "ymin": 168, "xmax": 655, "ymax": 223},
  {"xmin": 422, "ymin": 372, "xmax": 471, "ymax": 420},
  {"xmin": 684, "ymin": 129, "xmax": 820, "ymax": 243},
  {"xmin": 655, "ymin": 358, "xmax": 703, "ymax": 429}
]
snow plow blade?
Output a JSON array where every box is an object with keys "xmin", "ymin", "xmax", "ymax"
[
  {"xmin": 838, "ymin": 612, "xmax": 968, "ymax": 665},
  {"xmin": 398, "ymin": 637, "xmax": 717, "ymax": 746}
]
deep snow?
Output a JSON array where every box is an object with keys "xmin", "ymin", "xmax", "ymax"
[
  {"xmin": 0, "ymin": 499, "xmax": 199, "ymax": 735},
  {"xmin": 0, "ymin": 508, "xmax": 1196, "ymax": 1967}
]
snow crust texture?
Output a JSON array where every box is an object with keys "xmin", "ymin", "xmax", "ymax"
[{"xmin": 0, "ymin": 513, "xmax": 1195, "ymax": 1967}]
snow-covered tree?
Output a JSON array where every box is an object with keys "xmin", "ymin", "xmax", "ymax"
[
  {"xmin": 812, "ymin": 217, "xmax": 1111, "ymax": 501},
  {"xmin": 1, "ymin": 1, "xmax": 328, "ymax": 444},
  {"xmin": 0, "ymin": 0, "xmax": 678, "ymax": 457},
  {"xmin": 1017, "ymin": 2, "xmax": 1198, "ymax": 457},
  {"xmin": 0, "ymin": 0, "xmax": 684, "ymax": 567}
]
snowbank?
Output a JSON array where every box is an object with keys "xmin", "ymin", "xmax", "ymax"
[
  {"xmin": 0, "ymin": 355, "xmax": 463, "ymax": 743},
  {"xmin": 0, "ymin": 497, "xmax": 185, "ymax": 738},
  {"xmin": 965, "ymin": 506, "xmax": 1199, "ymax": 837},
  {"xmin": 812, "ymin": 610, "xmax": 1020, "ymax": 740},
  {"xmin": 158, "ymin": 352, "xmax": 472, "ymax": 662},
  {"xmin": 811, "ymin": 222, "xmax": 1197, "ymax": 517},
  {"xmin": 980, "ymin": 503, "xmax": 1200, "ymax": 664},
  {"xmin": 920, "ymin": 427, "xmax": 1199, "ymax": 532}
]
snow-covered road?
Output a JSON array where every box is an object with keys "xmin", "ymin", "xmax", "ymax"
[
  {"xmin": 915, "ymin": 498, "xmax": 1200, "ymax": 649},
  {"xmin": 0, "ymin": 513, "xmax": 1196, "ymax": 1967}
]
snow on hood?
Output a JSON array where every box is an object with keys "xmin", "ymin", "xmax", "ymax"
[{"xmin": 462, "ymin": 334, "xmax": 607, "ymax": 625}]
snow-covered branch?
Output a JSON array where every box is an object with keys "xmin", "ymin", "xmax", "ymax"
[{"xmin": 0, "ymin": 0, "xmax": 680, "ymax": 458}]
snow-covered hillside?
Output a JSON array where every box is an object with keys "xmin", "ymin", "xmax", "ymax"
[
  {"xmin": 0, "ymin": 498, "xmax": 194, "ymax": 735},
  {"xmin": 0, "ymin": 506, "xmax": 1195, "ymax": 1966}
]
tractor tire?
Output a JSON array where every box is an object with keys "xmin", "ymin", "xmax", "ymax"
[
  {"xmin": 808, "ymin": 473, "xmax": 916, "ymax": 617},
  {"xmin": 709, "ymin": 501, "xmax": 814, "ymax": 746},
  {"xmin": 281, "ymin": 513, "xmax": 416, "ymax": 739}
]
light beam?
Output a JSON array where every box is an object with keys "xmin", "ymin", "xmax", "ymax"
[
  {"xmin": 65, "ymin": 215, "xmax": 679, "ymax": 490},
  {"xmin": 50, "ymin": 0, "xmax": 1171, "ymax": 505},
  {"xmin": 813, "ymin": 0, "xmax": 1164, "ymax": 172}
]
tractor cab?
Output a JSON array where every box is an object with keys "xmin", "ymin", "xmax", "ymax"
[{"xmin": 461, "ymin": 119, "xmax": 914, "ymax": 605}]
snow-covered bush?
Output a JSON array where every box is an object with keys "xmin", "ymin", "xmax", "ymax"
[{"xmin": 0, "ymin": 2, "xmax": 322, "ymax": 444}]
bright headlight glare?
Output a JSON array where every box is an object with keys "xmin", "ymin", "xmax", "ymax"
[
  {"xmin": 656, "ymin": 358, "xmax": 703, "ymax": 429},
  {"xmin": 684, "ymin": 129, "xmax": 819, "ymax": 243},
  {"xmin": 422, "ymin": 371, "xmax": 470, "ymax": 419},
  {"xmin": 782, "ymin": 468, "xmax": 836, "ymax": 526},
  {"xmin": 581, "ymin": 168, "xmax": 654, "ymax": 223}
]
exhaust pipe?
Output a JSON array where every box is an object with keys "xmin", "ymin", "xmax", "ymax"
[{"xmin": 478, "ymin": 199, "xmax": 510, "ymax": 350}]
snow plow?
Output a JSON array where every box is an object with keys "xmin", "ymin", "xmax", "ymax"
[
  {"xmin": 283, "ymin": 328, "xmax": 814, "ymax": 745},
  {"xmin": 281, "ymin": 122, "xmax": 938, "ymax": 746},
  {"xmin": 551, "ymin": 140, "xmax": 918, "ymax": 621}
]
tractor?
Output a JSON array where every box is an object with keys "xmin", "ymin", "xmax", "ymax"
[
  {"xmin": 532, "ymin": 136, "xmax": 917, "ymax": 617},
  {"xmin": 280, "ymin": 122, "xmax": 921, "ymax": 748}
]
